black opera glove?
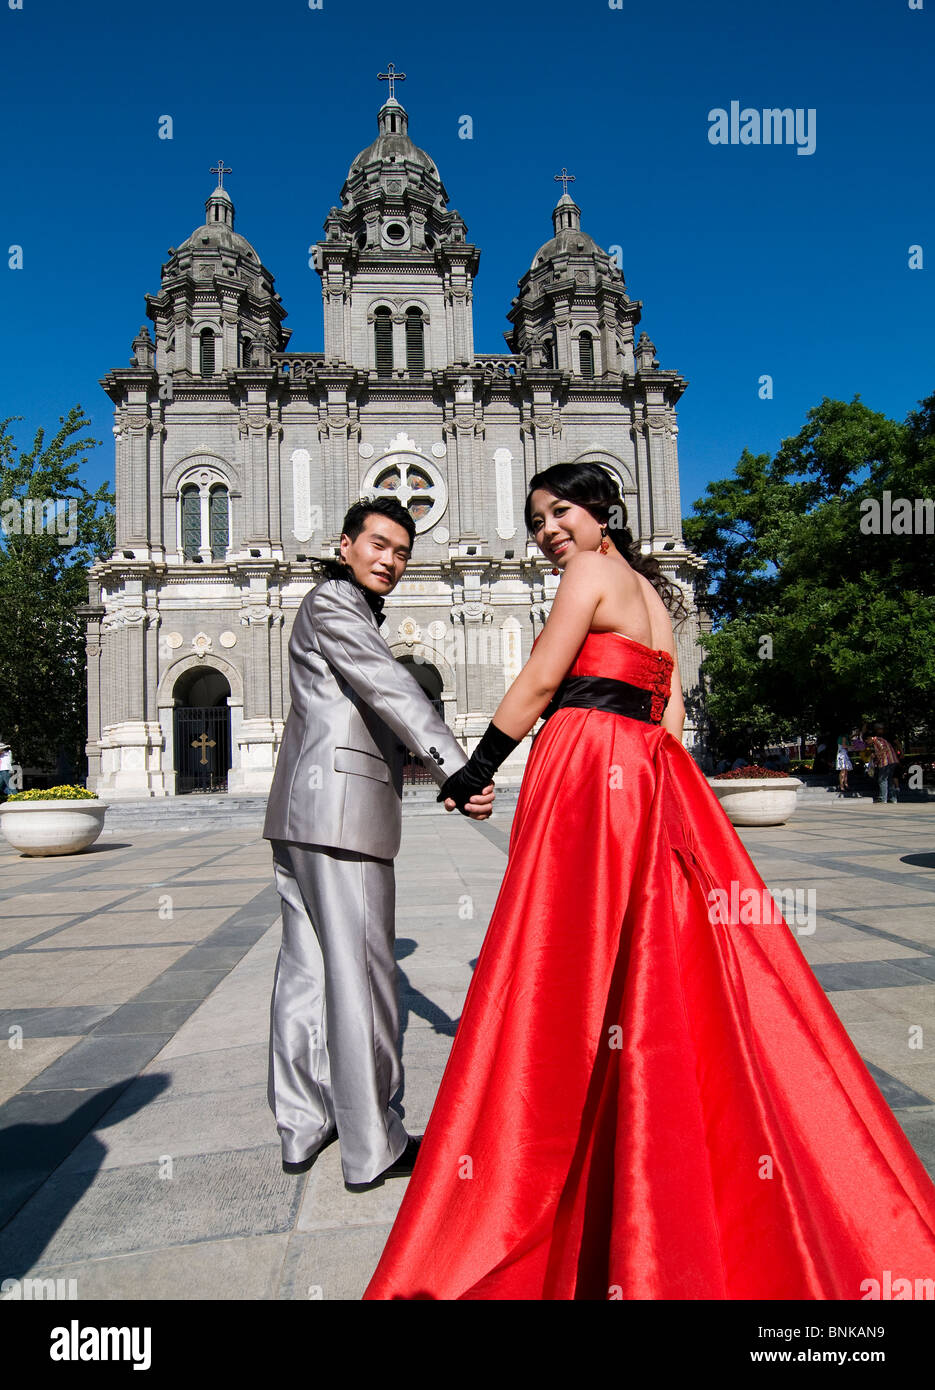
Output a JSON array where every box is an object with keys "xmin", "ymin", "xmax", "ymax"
[{"xmin": 437, "ymin": 722, "xmax": 519, "ymax": 813}]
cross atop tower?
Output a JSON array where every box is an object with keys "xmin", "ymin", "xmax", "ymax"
[
  {"xmin": 210, "ymin": 159, "xmax": 232, "ymax": 189},
  {"xmin": 378, "ymin": 62, "xmax": 406, "ymax": 101},
  {"xmin": 554, "ymin": 167, "xmax": 576, "ymax": 198}
]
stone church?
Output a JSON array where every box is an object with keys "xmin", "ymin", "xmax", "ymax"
[{"xmin": 84, "ymin": 75, "xmax": 704, "ymax": 798}]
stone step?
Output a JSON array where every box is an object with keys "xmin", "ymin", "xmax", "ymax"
[{"xmin": 98, "ymin": 786, "xmax": 522, "ymax": 830}]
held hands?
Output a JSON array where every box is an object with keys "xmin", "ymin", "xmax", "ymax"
[
  {"xmin": 437, "ymin": 722, "xmax": 519, "ymax": 816},
  {"xmin": 444, "ymin": 783, "xmax": 495, "ymax": 820}
]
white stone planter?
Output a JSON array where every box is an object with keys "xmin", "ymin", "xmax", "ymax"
[
  {"xmin": 706, "ymin": 777, "xmax": 803, "ymax": 827},
  {"xmin": 0, "ymin": 800, "xmax": 108, "ymax": 856}
]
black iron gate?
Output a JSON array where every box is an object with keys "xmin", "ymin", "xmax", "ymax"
[
  {"xmin": 403, "ymin": 692, "xmax": 445, "ymax": 785},
  {"xmin": 174, "ymin": 706, "xmax": 231, "ymax": 793}
]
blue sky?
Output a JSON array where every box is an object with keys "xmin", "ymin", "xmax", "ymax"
[{"xmin": 1, "ymin": 0, "xmax": 931, "ymax": 516}]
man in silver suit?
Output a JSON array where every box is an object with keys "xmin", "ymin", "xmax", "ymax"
[{"xmin": 263, "ymin": 496, "xmax": 494, "ymax": 1189}]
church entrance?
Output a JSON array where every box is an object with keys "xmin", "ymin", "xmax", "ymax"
[
  {"xmin": 172, "ymin": 668, "xmax": 232, "ymax": 794},
  {"xmin": 398, "ymin": 658, "xmax": 444, "ymax": 785}
]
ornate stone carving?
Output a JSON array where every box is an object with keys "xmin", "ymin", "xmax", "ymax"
[
  {"xmin": 397, "ymin": 617, "xmax": 422, "ymax": 646},
  {"xmin": 240, "ymin": 604, "xmax": 273, "ymax": 625}
]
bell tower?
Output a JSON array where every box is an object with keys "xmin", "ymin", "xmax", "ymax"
[
  {"xmin": 505, "ymin": 172, "xmax": 640, "ymax": 379},
  {"xmin": 311, "ymin": 67, "xmax": 480, "ymax": 372}
]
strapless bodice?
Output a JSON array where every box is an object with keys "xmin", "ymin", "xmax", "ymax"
[{"xmin": 567, "ymin": 632, "xmax": 673, "ymax": 723}]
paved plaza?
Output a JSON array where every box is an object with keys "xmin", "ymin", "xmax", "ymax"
[{"xmin": 1, "ymin": 795, "xmax": 934, "ymax": 1300}]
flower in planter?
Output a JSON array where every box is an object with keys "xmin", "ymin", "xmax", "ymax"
[
  {"xmin": 6, "ymin": 785, "xmax": 96, "ymax": 801},
  {"xmin": 712, "ymin": 765, "xmax": 791, "ymax": 781}
]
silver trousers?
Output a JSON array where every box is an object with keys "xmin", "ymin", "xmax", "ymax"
[{"xmin": 268, "ymin": 840, "xmax": 408, "ymax": 1183}]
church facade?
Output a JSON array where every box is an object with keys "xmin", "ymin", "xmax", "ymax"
[{"xmin": 84, "ymin": 83, "xmax": 705, "ymax": 798}]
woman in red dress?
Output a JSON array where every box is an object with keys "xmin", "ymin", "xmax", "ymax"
[{"xmin": 364, "ymin": 462, "xmax": 935, "ymax": 1301}]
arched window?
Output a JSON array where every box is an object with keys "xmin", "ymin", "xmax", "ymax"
[
  {"xmin": 578, "ymin": 332, "xmax": 595, "ymax": 380},
  {"xmin": 374, "ymin": 308, "xmax": 393, "ymax": 376},
  {"xmin": 199, "ymin": 328, "xmax": 216, "ymax": 377},
  {"xmin": 405, "ymin": 308, "xmax": 425, "ymax": 377},
  {"xmin": 181, "ymin": 485, "xmax": 201, "ymax": 559},
  {"xmin": 209, "ymin": 486, "xmax": 229, "ymax": 559},
  {"xmin": 177, "ymin": 469, "xmax": 232, "ymax": 562}
]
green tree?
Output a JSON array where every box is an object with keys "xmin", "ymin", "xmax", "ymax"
[
  {"xmin": 0, "ymin": 408, "xmax": 114, "ymax": 777},
  {"xmin": 684, "ymin": 395, "xmax": 935, "ymax": 755}
]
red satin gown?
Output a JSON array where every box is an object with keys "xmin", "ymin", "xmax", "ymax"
[{"xmin": 364, "ymin": 632, "xmax": 935, "ymax": 1300}]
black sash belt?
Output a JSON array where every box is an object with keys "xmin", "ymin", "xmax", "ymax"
[{"xmin": 541, "ymin": 675, "xmax": 663, "ymax": 726}]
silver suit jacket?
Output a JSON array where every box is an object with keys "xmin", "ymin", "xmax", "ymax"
[{"xmin": 263, "ymin": 576, "xmax": 467, "ymax": 858}]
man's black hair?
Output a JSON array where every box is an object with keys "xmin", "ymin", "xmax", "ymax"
[{"xmin": 341, "ymin": 495, "xmax": 415, "ymax": 549}]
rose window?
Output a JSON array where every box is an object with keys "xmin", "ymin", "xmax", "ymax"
[{"xmin": 363, "ymin": 455, "xmax": 448, "ymax": 534}]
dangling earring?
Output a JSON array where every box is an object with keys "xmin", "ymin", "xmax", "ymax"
[
  {"xmin": 599, "ymin": 526, "xmax": 610, "ymax": 555},
  {"xmin": 551, "ymin": 566, "xmax": 560, "ymax": 576}
]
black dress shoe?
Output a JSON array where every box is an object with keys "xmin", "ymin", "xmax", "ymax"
[
  {"xmin": 345, "ymin": 1136, "xmax": 422, "ymax": 1192},
  {"xmin": 282, "ymin": 1131, "xmax": 337, "ymax": 1175},
  {"xmin": 282, "ymin": 1152, "xmax": 318, "ymax": 1175}
]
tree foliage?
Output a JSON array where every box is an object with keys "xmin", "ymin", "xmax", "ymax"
[
  {"xmin": 0, "ymin": 408, "xmax": 114, "ymax": 775},
  {"xmin": 683, "ymin": 395, "xmax": 935, "ymax": 754}
]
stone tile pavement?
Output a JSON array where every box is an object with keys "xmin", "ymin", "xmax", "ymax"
[{"xmin": 0, "ymin": 798, "xmax": 933, "ymax": 1299}]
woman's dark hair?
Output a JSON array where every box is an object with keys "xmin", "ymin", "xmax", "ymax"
[
  {"xmin": 524, "ymin": 461, "xmax": 688, "ymax": 623},
  {"xmin": 310, "ymin": 495, "xmax": 415, "ymax": 581}
]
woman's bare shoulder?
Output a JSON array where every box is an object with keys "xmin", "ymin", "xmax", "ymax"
[{"xmin": 635, "ymin": 572, "xmax": 677, "ymax": 656}]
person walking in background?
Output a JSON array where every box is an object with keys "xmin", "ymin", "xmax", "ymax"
[
  {"xmin": 867, "ymin": 724, "xmax": 900, "ymax": 805},
  {"xmin": 835, "ymin": 735, "xmax": 853, "ymax": 798},
  {"xmin": 0, "ymin": 739, "xmax": 15, "ymax": 801}
]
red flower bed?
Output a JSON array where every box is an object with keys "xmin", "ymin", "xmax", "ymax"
[{"xmin": 712, "ymin": 765, "xmax": 791, "ymax": 780}]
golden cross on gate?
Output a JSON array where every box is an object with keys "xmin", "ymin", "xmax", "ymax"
[
  {"xmin": 191, "ymin": 732, "xmax": 216, "ymax": 765},
  {"xmin": 554, "ymin": 167, "xmax": 576, "ymax": 197},
  {"xmin": 378, "ymin": 62, "xmax": 406, "ymax": 101},
  {"xmin": 210, "ymin": 159, "xmax": 232, "ymax": 188}
]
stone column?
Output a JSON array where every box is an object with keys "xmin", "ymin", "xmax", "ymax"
[
  {"xmin": 113, "ymin": 418, "xmax": 129, "ymax": 547},
  {"xmin": 220, "ymin": 302, "xmax": 238, "ymax": 374},
  {"xmin": 228, "ymin": 588, "xmax": 278, "ymax": 793},
  {"xmin": 552, "ymin": 299, "xmax": 571, "ymax": 370},
  {"xmin": 392, "ymin": 314, "xmax": 406, "ymax": 374},
  {"xmin": 174, "ymin": 311, "xmax": 191, "ymax": 374},
  {"xmin": 645, "ymin": 412, "xmax": 669, "ymax": 539},
  {"xmin": 124, "ymin": 411, "xmax": 152, "ymax": 546},
  {"xmin": 323, "ymin": 267, "xmax": 347, "ymax": 361},
  {"xmin": 241, "ymin": 395, "xmax": 272, "ymax": 544},
  {"xmin": 632, "ymin": 415, "xmax": 653, "ymax": 541},
  {"xmin": 78, "ymin": 594, "xmax": 105, "ymax": 790},
  {"xmin": 318, "ymin": 395, "xmax": 357, "ymax": 537},
  {"xmin": 268, "ymin": 413, "xmax": 283, "ymax": 553}
]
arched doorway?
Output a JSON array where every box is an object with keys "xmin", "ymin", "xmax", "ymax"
[
  {"xmin": 172, "ymin": 668, "xmax": 232, "ymax": 793},
  {"xmin": 397, "ymin": 658, "xmax": 444, "ymax": 785}
]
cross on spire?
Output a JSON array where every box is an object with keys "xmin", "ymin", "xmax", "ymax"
[
  {"xmin": 378, "ymin": 62, "xmax": 406, "ymax": 101},
  {"xmin": 554, "ymin": 167, "xmax": 576, "ymax": 198},
  {"xmin": 210, "ymin": 159, "xmax": 232, "ymax": 189}
]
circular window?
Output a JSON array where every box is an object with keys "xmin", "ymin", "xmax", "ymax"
[
  {"xmin": 362, "ymin": 454, "xmax": 448, "ymax": 534},
  {"xmin": 384, "ymin": 222, "xmax": 407, "ymax": 243}
]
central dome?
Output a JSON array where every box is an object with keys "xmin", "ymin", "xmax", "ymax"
[
  {"xmin": 349, "ymin": 108, "xmax": 440, "ymax": 178},
  {"xmin": 341, "ymin": 98, "xmax": 448, "ymax": 212}
]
